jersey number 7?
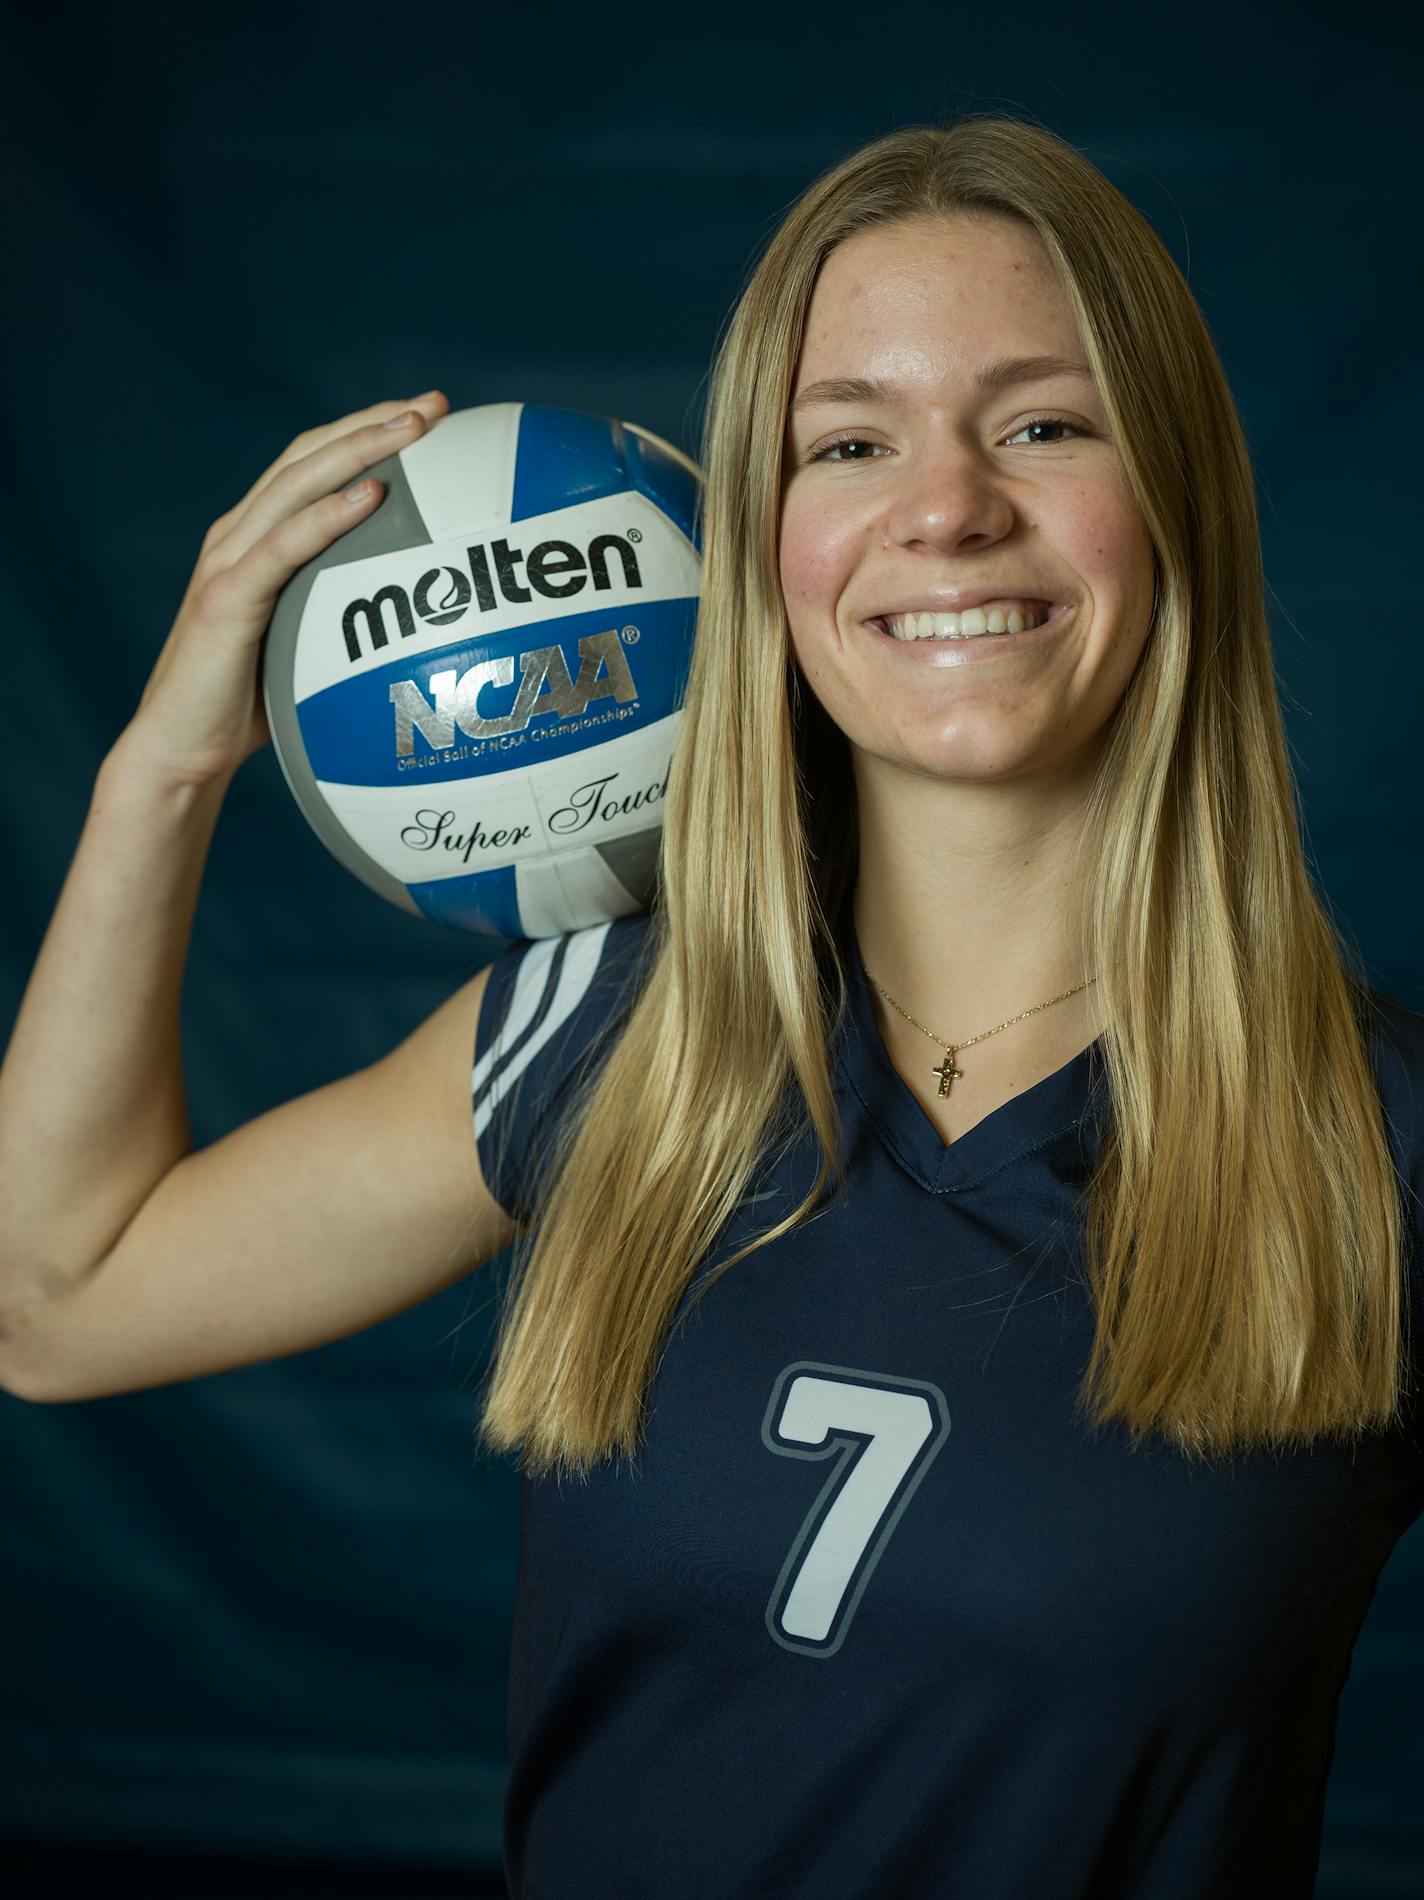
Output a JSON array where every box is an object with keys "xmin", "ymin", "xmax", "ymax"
[{"xmin": 762, "ymin": 1363, "xmax": 951, "ymax": 1659}]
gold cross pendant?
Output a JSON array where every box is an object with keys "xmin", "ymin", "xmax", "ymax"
[{"xmin": 932, "ymin": 1048, "xmax": 963, "ymax": 1098}]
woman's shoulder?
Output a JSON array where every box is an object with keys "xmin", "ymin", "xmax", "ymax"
[
  {"xmin": 472, "ymin": 911, "xmax": 656, "ymax": 1225},
  {"xmin": 477, "ymin": 910, "xmax": 655, "ymax": 1044},
  {"xmin": 1357, "ymin": 983, "xmax": 1424, "ymax": 1179},
  {"xmin": 1360, "ymin": 983, "xmax": 1424, "ymax": 1065}
]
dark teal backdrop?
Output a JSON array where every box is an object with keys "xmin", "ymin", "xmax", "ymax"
[{"xmin": 3, "ymin": 3, "xmax": 1420, "ymax": 1893}]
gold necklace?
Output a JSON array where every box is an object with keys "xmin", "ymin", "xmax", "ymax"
[{"xmin": 860, "ymin": 959, "xmax": 1099, "ymax": 1099}]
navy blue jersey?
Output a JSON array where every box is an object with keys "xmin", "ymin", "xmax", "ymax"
[{"xmin": 472, "ymin": 900, "xmax": 1424, "ymax": 1899}]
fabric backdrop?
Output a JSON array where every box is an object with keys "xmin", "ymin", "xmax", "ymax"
[{"xmin": 3, "ymin": 2, "xmax": 1420, "ymax": 1891}]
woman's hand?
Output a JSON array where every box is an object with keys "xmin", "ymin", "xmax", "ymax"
[{"xmin": 123, "ymin": 390, "xmax": 450, "ymax": 790}]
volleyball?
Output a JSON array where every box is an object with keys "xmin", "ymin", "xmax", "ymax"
[{"xmin": 261, "ymin": 401, "xmax": 702, "ymax": 940}]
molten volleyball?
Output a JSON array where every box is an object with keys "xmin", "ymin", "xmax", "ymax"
[{"xmin": 261, "ymin": 401, "xmax": 702, "ymax": 939}]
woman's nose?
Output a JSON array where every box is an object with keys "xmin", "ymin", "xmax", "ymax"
[{"xmin": 882, "ymin": 444, "xmax": 1016, "ymax": 550}]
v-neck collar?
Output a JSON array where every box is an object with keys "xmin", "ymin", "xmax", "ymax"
[{"xmin": 833, "ymin": 898, "xmax": 1111, "ymax": 1195}]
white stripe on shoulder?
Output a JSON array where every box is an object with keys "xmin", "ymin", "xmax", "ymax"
[
  {"xmin": 471, "ymin": 935, "xmax": 559, "ymax": 1099},
  {"xmin": 472, "ymin": 921, "xmax": 614, "ymax": 1142}
]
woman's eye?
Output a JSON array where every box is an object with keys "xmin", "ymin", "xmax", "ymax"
[
  {"xmin": 1004, "ymin": 416, "xmax": 1086, "ymax": 447},
  {"xmin": 808, "ymin": 436, "xmax": 886, "ymax": 464}
]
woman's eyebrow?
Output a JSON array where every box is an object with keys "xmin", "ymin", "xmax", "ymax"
[{"xmin": 788, "ymin": 355, "xmax": 1094, "ymax": 416}]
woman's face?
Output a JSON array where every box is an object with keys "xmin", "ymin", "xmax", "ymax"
[{"xmin": 779, "ymin": 214, "xmax": 1156, "ymax": 792}]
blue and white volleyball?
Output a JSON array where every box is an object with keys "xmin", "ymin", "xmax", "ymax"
[{"xmin": 261, "ymin": 402, "xmax": 701, "ymax": 939}]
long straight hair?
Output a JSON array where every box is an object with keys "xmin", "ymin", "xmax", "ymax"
[{"xmin": 475, "ymin": 114, "xmax": 1412, "ymax": 1482}]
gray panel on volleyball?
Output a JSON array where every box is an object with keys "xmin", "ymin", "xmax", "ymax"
[
  {"xmin": 261, "ymin": 446, "xmax": 430, "ymax": 916},
  {"xmin": 592, "ymin": 825, "xmax": 663, "ymax": 908}
]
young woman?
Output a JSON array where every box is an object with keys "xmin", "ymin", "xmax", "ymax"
[{"xmin": 3, "ymin": 115, "xmax": 1421, "ymax": 1898}]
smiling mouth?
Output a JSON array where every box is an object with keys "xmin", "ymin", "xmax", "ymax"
[{"xmin": 864, "ymin": 601, "xmax": 1074, "ymax": 646}]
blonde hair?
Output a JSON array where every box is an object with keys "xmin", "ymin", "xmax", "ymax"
[{"xmin": 475, "ymin": 113, "xmax": 1413, "ymax": 1481}]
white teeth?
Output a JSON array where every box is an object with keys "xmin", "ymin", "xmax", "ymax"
[{"xmin": 882, "ymin": 603, "xmax": 1049, "ymax": 641}]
